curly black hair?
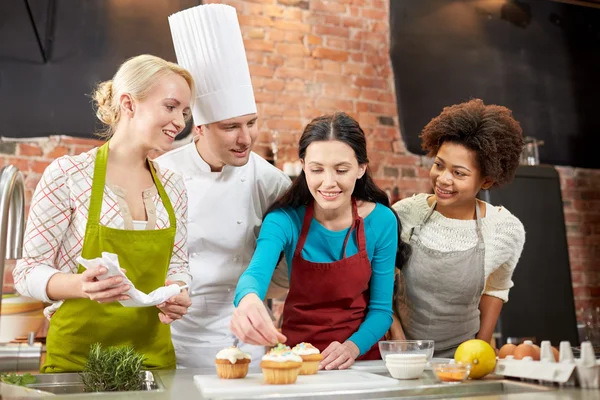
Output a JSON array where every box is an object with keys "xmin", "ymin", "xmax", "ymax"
[{"xmin": 420, "ymin": 98, "xmax": 524, "ymax": 187}]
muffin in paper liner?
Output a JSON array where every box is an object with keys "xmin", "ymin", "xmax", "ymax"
[{"xmin": 214, "ymin": 346, "xmax": 251, "ymax": 379}]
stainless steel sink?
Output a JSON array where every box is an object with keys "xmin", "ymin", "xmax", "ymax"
[{"xmin": 25, "ymin": 371, "xmax": 164, "ymax": 395}]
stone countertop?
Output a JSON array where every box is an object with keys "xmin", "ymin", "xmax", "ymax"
[{"xmin": 25, "ymin": 365, "xmax": 597, "ymax": 400}]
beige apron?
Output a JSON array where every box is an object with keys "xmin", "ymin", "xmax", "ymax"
[{"xmin": 397, "ymin": 199, "xmax": 485, "ymax": 357}]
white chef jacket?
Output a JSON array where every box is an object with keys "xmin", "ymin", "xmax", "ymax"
[{"xmin": 155, "ymin": 141, "xmax": 291, "ymax": 368}]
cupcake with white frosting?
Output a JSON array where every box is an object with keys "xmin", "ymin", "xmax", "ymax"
[
  {"xmin": 215, "ymin": 346, "xmax": 251, "ymax": 379},
  {"xmin": 292, "ymin": 342, "xmax": 323, "ymax": 375},
  {"xmin": 260, "ymin": 343, "xmax": 302, "ymax": 384}
]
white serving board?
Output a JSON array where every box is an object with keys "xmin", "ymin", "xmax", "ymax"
[
  {"xmin": 194, "ymin": 370, "xmax": 400, "ymax": 399},
  {"xmin": 351, "ymin": 358, "xmax": 452, "ymax": 373}
]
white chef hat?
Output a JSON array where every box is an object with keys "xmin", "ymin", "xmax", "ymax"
[{"xmin": 168, "ymin": 4, "xmax": 256, "ymax": 126}]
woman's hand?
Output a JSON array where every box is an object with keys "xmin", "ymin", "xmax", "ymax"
[
  {"xmin": 157, "ymin": 280, "xmax": 192, "ymax": 324},
  {"xmin": 320, "ymin": 341, "xmax": 360, "ymax": 370},
  {"xmin": 385, "ymin": 313, "xmax": 406, "ymax": 340},
  {"xmin": 79, "ymin": 266, "xmax": 131, "ymax": 303},
  {"xmin": 230, "ymin": 293, "xmax": 287, "ymax": 346}
]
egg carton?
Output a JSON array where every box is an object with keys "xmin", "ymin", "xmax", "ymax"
[{"xmin": 494, "ymin": 340, "xmax": 599, "ymax": 388}]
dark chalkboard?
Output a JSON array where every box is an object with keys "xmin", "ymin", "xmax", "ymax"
[
  {"xmin": 0, "ymin": 0, "xmax": 199, "ymax": 139},
  {"xmin": 390, "ymin": 0, "xmax": 600, "ymax": 169}
]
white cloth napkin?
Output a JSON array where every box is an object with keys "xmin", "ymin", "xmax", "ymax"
[{"xmin": 77, "ymin": 252, "xmax": 186, "ymax": 307}]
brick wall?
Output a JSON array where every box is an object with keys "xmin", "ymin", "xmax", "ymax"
[{"xmin": 2, "ymin": 0, "xmax": 598, "ymax": 322}]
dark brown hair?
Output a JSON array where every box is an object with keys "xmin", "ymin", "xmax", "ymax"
[
  {"xmin": 267, "ymin": 112, "xmax": 411, "ymax": 269},
  {"xmin": 420, "ymin": 98, "xmax": 524, "ymax": 187}
]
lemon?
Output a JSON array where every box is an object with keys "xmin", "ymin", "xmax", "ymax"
[{"xmin": 454, "ymin": 339, "xmax": 497, "ymax": 379}]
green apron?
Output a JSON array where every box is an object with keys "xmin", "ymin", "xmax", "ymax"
[{"xmin": 43, "ymin": 142, "xmax": 177, "ymax": 373}]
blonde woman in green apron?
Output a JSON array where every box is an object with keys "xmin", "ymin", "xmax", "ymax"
[
  {"xmin": 13, "ymin": 55, "xmax": 194, "ymax": 372},
  {"xmin": 390, "ymin": 99, "xmax": 526, "ymax": 358}
]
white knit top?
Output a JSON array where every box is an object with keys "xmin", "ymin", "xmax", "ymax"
[{"xmin": 392, "ymin": 194, "xmax": 526, "ymax": 302}]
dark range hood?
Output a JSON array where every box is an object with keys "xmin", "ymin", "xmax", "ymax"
[{"xmin": 0, "ymin": 0, "xmax": 199, "ymax": 139}]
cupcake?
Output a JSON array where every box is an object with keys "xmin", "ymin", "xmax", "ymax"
[
  {"xmin": 260, "ymin": 343, "xmax": 302, "ymax": 384},
  {"xmin": 292, "ymin": 342, "xmax": 323, "ymax": 375},
  {"xmin": 215, "ymin": 346, "xmax": 251, "ymax": 379}
]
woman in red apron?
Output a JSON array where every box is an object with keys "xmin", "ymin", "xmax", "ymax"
[
  {"xmin": 231, "ymin": 112, "xmax": 411, "ymax": 370},
  {"xmin": 13, "ymin": 55, "xmax": 194, "ymax": 372}
]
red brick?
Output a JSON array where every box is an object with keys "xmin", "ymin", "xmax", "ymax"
[
  {"xmin": 249, "ymin": 65, "xmax": 275, "ymax": 77},
  {"xmin": 340, "ymin": 63, "xmax": 361, "ymax": 76},
  {"xmin": 255, "ymin": 91, "xmax": 276, "ymax": 103},
  {"xmin": 273, "ymin": 20, "xmax": 310, "ymax": 33},
  {"xmin": 262, "ymin": 102, "xmax": 285, "ymax": 115},
  {"xmin": 276, "ymin": 67, "xmax": 314, "ymax": 80},
  {"xmin": 325, "ymin": 37, "xmax": 347, "ymax": 50},
  {"xmin": 247, "ymin": 28, "xmax": 266, "ymax": 40},
  {"xmin": 269, "ymin": 29, "xmax": 287, "ymax": 42},
  {"xmin": 283, "ymin": 107, "xmax": 302, "ymax": 118},
  {"xmin": 277, "ymin": 130, "xmax": 301, "ymax": 146},
  {"xmin": 312, "ymin": 0, "xmax": 348, "ymax": 13},
  {"xmin": 341, "ymin": 17, "xmax": 365, "ymax": 28},
  {"xmin": 371, "ymin": 140, "xmax": 393, "ymax": 152},
  {"xmin": 46, "ymin": 146, "xmax": 69, "ymax": 159},
  {"xmin": 314, "ymin": 25, "xmax": 350, "ymax": 38},
  {"xmin": 316, "ymin": 98, "xmax": 353, "ymax": 112},
  {"xmin": 266, "ymin": 55, "xmax": 285, "ymax": 67},
  {"xmin": 312, "ymin": 47, "xmax": 349, "ymax": 62},
  {"xmin": 341, "ymin": 86, "xmax": 361, "ymax": 98},
  {"xmin": 282, "ymin": 8, "xmax": 304, "ymax": 20},
  {"xmin": 265, "ymin": 4, "xmax": 285, "ymax": 17},
  {"xmin": 285, "ymin": 80, "xmax": 305, "ymax": 93},
  {"xmin": 251, "ymin": 77, "xmax": 266, "ymax": 89},
  {"xmin": 361, "ymin": 8, "xmax": 386, "ymax": 20},
  {"xmin": 30, "ymin": 160, "xmax": 51, "ymax": 174},
  {"xmin": 5, "ymin": 157, "xmax": 30, "ymax": 171},
  {"xmin": 238, "ymin": 15, "xmax": 273, "ymax": 28},
  {"xmin": 354, "ymin": 77, "xmax": 387, "ymax": 90},
  {"xmin": 324, "ymin": 15, "xmax": 341, "ymax": 26},
  {"xmin": 284, "ymin": 32, "xmax": 305, "ymax": 43},
  {"xmin": 322, "ymin": 61, "xmax": 342, "ymax": 74},
  {"xmin": 244, "ymin": 39, "xmax": 275, "ymax": 52},
  {"xmin": 276, "ymin": 43, "xmax": 308, "ymax": 56},
  {"xmin": 285, "ymin": 56, "xmax": 305, "ymax": 68},
  {"xmin": 267, "ymin": 119, "xmax": 305, "ymax": 131},
  {"xmin": 246, "ymin": 52, "xmax": 265, "ymax": 64},
  {"xmin": 315, "ymin": 72, "xmax": 347, "ymax": 85},
  {"xmin": 59, "ymin": 137, "xmax": 104, "ymax": 146},
  {"xmin": 265, "ymin": 80, "xmax": 285, "ymax": 92},
  {"xmin": 257, "ymin": 130, "xmax": 273, "ymax": 143},
  {"xmin": 18, "ymin": 143, "xmax": 43, "ymax": 157},
  {"xmin": 350, "ymin": 52, "xmax": 364, "ymax": 62},
  {"xmin": 306, "ymin": 35, "xmax": 323, "ymax": 45}
]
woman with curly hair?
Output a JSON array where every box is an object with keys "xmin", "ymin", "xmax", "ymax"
[{"xmin": 391, "ymin": 99, "xmax": 526, "ymax": 357}]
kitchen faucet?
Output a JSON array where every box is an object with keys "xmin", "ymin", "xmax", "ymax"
[{"xmin": 0, "ymin": 165, "xmax": 41, "ymax": 372}]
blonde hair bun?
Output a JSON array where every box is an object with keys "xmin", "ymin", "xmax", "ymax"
[{"xmin": 92, "ymin": 80, "xmax": 118, "ymax": 127}]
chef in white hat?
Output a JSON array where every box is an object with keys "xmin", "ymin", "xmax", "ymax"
[{"xmin": 155, "ymin": 4, "xmax": 291, "ymax": 368}]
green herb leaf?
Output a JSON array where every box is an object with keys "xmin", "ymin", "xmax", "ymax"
[
  {"xmin": 0, "ymin": 372, "xmax": 36, "ymax": 386},
  {"xmin": 81, "ymin": 343, "xmax": 146, "ymax": 392}
]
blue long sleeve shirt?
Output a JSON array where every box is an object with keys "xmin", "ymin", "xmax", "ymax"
[{"xmin": 234, "ymin": 203, "xmax": 397, "ymax": 356}]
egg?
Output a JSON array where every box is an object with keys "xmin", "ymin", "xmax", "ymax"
[
  {"xmin": 531, "ymin": 344, "xmax": 541, "ymax": 361},
  {"xmin": 551, "ymin": 346, "xmax": 560, "ymax": 362},
  {"xmin": 513, "ymin": 343, "xmax": 537, "ymax": 360},
  {"xmin": 498, "ymin": 344, "xmax": 517, "ymax": 359}
]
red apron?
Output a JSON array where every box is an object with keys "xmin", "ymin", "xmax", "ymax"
[{"xmin": 281, "ymin": 199, "xmax": 381, "ymax": 360}]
